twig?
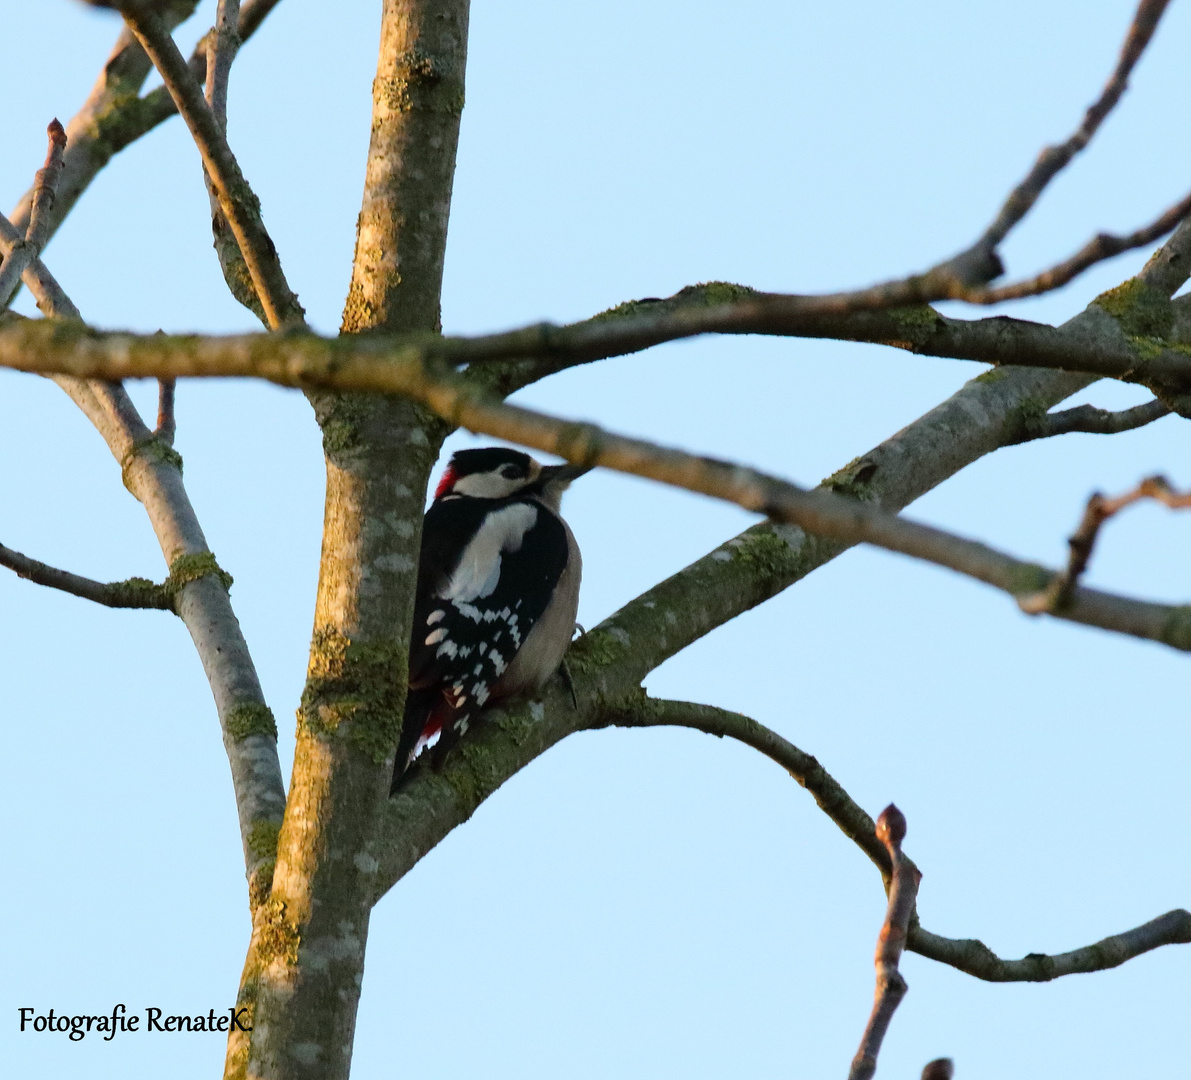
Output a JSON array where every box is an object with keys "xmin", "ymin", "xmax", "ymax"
[
  {"xmin": 0, "ymin": 542, "xmax": 174, "ymax": 610},
  {"xmin": 617, "ymin": 698, "xmax": 1191, "ymax": 983},
  {"xmin": 24, "ymin": 120, "xmax": 68, "ymax": 252},
  {"xmin": 1019, "ymin": 475, "xmax": 1191, "ymax": 613},
  {"xmin": 112, "ymin": 0, "xmax": 303, "ymax": 330},
  {"xmin": 206, "ymin": 0, "xmax": 241, "ymax": 129},
  {"xmin": 0, "ymin": 121, "xmax": 67, "ymax": 310},
  {"xmin": 960, "ymin": 187, "xmax": 1191, "ymax": 304},
  {"xmin": 1006, "ymin": 398, "xmax": 1170, "ymax": 445},
  {"xmin": 958, "ymin": 0, "xmax": 1170, "ymax": 266},
  {"xmin": 608, "ymin": 698, "xmax": 891, "ymax": 878},
  {"xmin": 155, "ymin": 378, "xmax": 177, "ymax": 443},
  {"xmin": 199, "ymin": 0, "xmax": 267, "ymax": 321},
  {"xmin": 7, "ymin": 0, "xmax": 286, "ymax": 254},
  {"xmin": 909, "ymin": 910, "xmax": 1191, "ymax": 982},
  {"xmin": 848, "ymin": 805, "xmax": 920, "ymax": 1080},
  {"xmin": 0, "ymin": 212, "xmax": 80, "ymax": 319}
]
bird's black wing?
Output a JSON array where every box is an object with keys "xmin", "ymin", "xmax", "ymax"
[{"xmin": 408, "ymin": 496, "xmax": 570, "ymax": 706}]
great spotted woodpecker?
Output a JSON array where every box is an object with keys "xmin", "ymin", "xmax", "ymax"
[{"xmin": 391, "ymin": 447, "xmax": 589, "ymax": 791}]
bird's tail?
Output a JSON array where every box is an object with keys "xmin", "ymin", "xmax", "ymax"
[{"xmin": 390, "ymin": 687, "xmax": 440, "ymax": 794}]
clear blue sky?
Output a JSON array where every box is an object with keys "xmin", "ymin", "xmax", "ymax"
[{"xmin": 2, "ymin": 2, "xmax": 1188, "ymax": 1078}]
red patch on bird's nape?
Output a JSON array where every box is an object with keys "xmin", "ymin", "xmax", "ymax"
[{"xmin": 434, "ymin": 466, "xmax": 458, "ymax": 500}]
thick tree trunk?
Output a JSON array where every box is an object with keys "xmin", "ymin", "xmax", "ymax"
[{"xmin": 225, "ymin": 2, "xmax": 469, "ymax": 1077}]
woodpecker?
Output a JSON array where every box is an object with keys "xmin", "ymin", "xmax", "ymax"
[{"xmin": 391, "ymin": 447, "xmax": 589, "ymax": 791}]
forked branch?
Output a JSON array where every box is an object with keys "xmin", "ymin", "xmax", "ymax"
[
  {"xmin": 1019, "ymin": 475, "xmax": 1191, "ymax": 613},
  {"xmin": 1007, "ymin": 398, "xmax": 1170, "ymax": 445},
  {"xmin": 848, "ymin": 805, "xmax": 920, "ymax": 1080},
  {"xmin": 946, "ymin": 0, "xmax": 1172, "ymax": 289},
  {"xmin": 625, "ymin": 698, "xmax": 1191, "ymax": 983}
]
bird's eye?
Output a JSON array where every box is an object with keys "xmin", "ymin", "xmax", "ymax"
[{"xmin": 500, "ymin": 465, "xmax": 523, "ymax": 479}]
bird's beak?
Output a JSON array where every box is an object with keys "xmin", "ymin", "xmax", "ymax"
[{"xmin": 537, "ymin": 461, "xmax": 593, "ymax": 488}]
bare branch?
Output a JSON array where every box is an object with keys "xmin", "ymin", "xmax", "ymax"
[
  {"xmin": 849, "ymin": 805, "xmax": 919, "ymax": 1080},
  {"xmin": 8, "ymin": 0, "xmax": 284, "ymax": 243},
  {"xmin": 1139, "ymin": 209, "xmax": 1191, "ymax": 296},
  {"xmin": 963, "ymin": 0, "xmax": 1171, "ymax": 261},
  {"xmin": 0, "ymin": 212, "xmax": 80, "ymax": 320},
  {"xmin": 199, "ymin": 0, "xmax": 268, "ymax": 323},
  {"xmin": 909, "ymin": 910, "xmax": 1191, "ymax": 982},
  {"xmin": 609, "ymin": 698, "xmax": 891, "ymax": 878},
  {"xmin": 0, "ymin": 541, "xmax": 174, "ymax": 610},
  {"xmin": 0, "ymin": 120, "xmax": 67, "ymax": 311},
  {"xmin": 1, "ymin": 223, "xmax": 284, "ymax": 906},
  {"xmin": 1007, "ymin": 398, "xmax": 1170, "ymax": 445},
  {"xmin": 4, "ymin": 291, "xmax": 1191, "ymax": 403},
  {"xmin": 961, "ymin": 187, "xmax": 1191, "ymax": 305},
  {"xmin": 155, "ymin": 378, "xmax": 177, "ymax": 443},
  {"xmin": 613, "ymin": 698, "xmax": 1191, "ymax": 985},
  {"xmin": 24, "ymin": 119, "xmax": 68, "ymax": 251},
  {"xmin": 206, "ymin": 0, "xmax": 241, "ymax": 128},
  {"xmin": 1020, "ymin": 475, "xmax": 1191, "ymax": 614},
  {"xmin": 112, "ymin": 0, "xmax": 304, "ymax": 330}
]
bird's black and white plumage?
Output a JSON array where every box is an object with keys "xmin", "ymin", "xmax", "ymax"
[{"xmin": 392, "ymin": 447, "xmax": 587, "ymax": 791}]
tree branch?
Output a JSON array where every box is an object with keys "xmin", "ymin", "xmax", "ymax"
[
  {"xmin": 206, "ymin": 0, "xmax": 240, "ymax": 126},
  {"xmin": 4, "ymin": 280, "xmax": 1189, "ymax": 401},
  {"xmin": 0, "ymin": 212, "xmax": 81, "ymax": 320},
  {"xmin": 0, "ymin": 542, "xmax": 174, "ymax": 610},
  {"xmin": 155, "ymin": 378, "xmax": 177, "ymax": 443},
  {"xmin": 1019, "ymin": 475, "xmax": 1191, "ymax": 614},
  {"xmin": 323, "ymin": 353, "xmax": 1191, "ymax": 656},
  {"xmin": 1, "ymin": 200, "xmax": 284, "ymax": 910},
  {"xmin": 909, "ymin": 910, "xmax": 1191, "ymax": 982},
  {"xmin": 1007, "ymin": 398, "xmax": 1170, "ymax": 444},
  {"xmin": 608, "ymin": 697, "xmax": 891, "ymax": 878},
  {"xmin": 612, "ymin": 699, "xmax": 1191, "ymax": 987},
  {"xmin": 7, "ymin": 1, "xmax": 285, "ymax": 248},
  {"xmin": 201, "ymin": 0, "xmax": 269, "ymax": 323},
  {"xmin": 112, "ymin": 0, "xmax": 304, "ymax": 329},
  {"xmin": 962, "ymin": 187, "xmax": 1191, "ymax": 304},
  {"xmin": 946, "ymin": 0, "xmax": 1172, "ymax": 282},
  {"xmin": 849, "ymin": 805, "xmax": 919, "ymax": 1080},
  {"xmin": 0, "ymin": 121, "xmax": 67, "ymax": 311}
]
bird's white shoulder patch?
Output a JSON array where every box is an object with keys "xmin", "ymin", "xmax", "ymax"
[{"xmin": 440, "ymin": 502, "xmax": 538, "ymax": 602}]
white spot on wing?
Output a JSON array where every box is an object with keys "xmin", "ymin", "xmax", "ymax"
[
  {"xmin": 426, "ymin": 610, "xmax": 446, "ymax": 626},
  {"xmin": 425, "ymin": 628, "xmax": 447, "ymax": 646}
]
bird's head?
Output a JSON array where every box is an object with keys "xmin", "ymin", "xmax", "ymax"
[{"xmin": 434, "ymin": 447, "xmax": 590, "ymax": 510}]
